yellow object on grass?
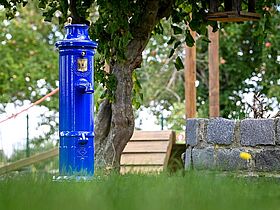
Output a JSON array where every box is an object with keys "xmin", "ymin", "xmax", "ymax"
[{"xmin": 240, "ymin": 152, "xmax": 252, "ymax": 160}]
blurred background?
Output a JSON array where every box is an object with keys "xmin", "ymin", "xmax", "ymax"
[{"xmin": 0, "ymin": 2, "xmax": 279, "ymax": 171}]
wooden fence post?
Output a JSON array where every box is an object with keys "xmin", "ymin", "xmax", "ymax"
[
  {"xmin": 184, "ymin": 30, "xmax": 197, "ymax": 118},
  {"xmin": 208, "ymin": 26, "xmax": 220, "ymax": 117}
]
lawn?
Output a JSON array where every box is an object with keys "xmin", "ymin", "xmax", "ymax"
[{"xmin": 0, "ymin": 171, "xmax": 280, "ymax": 210}]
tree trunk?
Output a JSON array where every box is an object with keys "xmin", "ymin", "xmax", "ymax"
[
  {"xmin": 95, "ymin": 63, "xmax": 134, "ymax": 169},
  {"xmin": 94, "ymin": 0, "xmax": 173, "ymax": 171}
]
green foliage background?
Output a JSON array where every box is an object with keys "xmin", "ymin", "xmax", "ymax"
[
  {"xmin": 136, "ymin": 6, "xmax": 280, "ymax": 130},
  {"xmin": 0, "ymin": 3, "xmax": 59, "ymax": 111}
]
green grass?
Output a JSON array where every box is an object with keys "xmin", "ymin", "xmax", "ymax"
[{"xmin": 0, "ymin": 171, "xmax": 280, "ymax": 210}]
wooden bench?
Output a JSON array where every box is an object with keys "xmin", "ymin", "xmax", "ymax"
[{"xmin": 120, "ymin": 130, "xmax": 176, "ymax": 174}]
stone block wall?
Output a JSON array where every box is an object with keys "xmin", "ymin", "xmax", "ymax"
[{"xmin": 185, "ymin": 118, "xmax": 280, "ymax": 172}]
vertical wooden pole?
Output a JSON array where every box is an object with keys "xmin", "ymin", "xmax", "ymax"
[
  {"xmin": 232, "ymin": 0, "xmax": 241, "ymax": 12},
  {"xmin": 184, "ymin": 30, "xmax": 196, "ymax": 118},
  {"xmin": 209, "ymin": 0, "xmax": 219, "ymax": 12},
  {"xmin": 248, "ymin": 0, "xmax": 256, "ymax": 12},
  {"xmin": 208, "ymin": 26, "xmax": 220, "ymax": 117},
  {"xmin": 26, "ymin": 114, "xmax": 30, "ymax": 157},
  {"xmin": 225, "ymin": 0, "xmax": 233, "ymax": 11}
]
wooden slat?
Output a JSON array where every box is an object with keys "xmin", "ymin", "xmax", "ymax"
[
  {"xmin": 121, "ymin": 153, "xmax": 166, "ymax": 166},
  {"xmin": 123, "ymin": 141, "xmax": 169, "ymax": 153},
  {"xmin": 208, "ymin": 11, "xmax": 261, "ymax": 18},
  {"xmin": 208, "ymin": 17, "xmax": 257, "ymax": 22},
  {"xmin": 120, "ymin": 166, "xmax": 163, "ymax": 174},
  {"xmin": 0, "ymin": 148, "xmax": 58, "ymax": 175},
  {"xmin": 131, "ymin": 131, "xmax": 172, "ymax": 141},
  {"xmin": 121, "ymin": 131, "xmax": 176, "ymax": 174},
  {"xmin": 163, "ymin": 131, "xmax": 175, "ymax": 167},
  {"xmin": 207, "ymin": 11, "xmax": 260, "ymax": 22}
]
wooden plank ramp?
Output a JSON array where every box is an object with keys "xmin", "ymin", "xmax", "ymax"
[
  {"xmin": 0, "ymin": 148, "xmax": 58, "ymax": 176},
  {"xmin": 120, "ymin": 130, "xmax": 176, "ymax": 174}
]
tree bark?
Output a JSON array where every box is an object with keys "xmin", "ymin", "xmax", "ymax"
[
  {"xmin": 95, "ymin": 63, "xmax": 134, "ymax": 169},
  {"xmin": 94, "ymin": 0, "xmax": 173, "ymax": 170}
]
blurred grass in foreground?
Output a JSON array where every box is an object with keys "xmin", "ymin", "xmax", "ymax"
[{"xmin": 0, "ymin": 171, "xmax": 280, "ymax": 210}]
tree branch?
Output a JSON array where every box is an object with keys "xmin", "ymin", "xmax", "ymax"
[
  {"xmin": 69, "ymin": 0, "xmax": 90, "ymax": 25},
  {"xmin": 126, "ymin": 0, "xmax": 161, "ymax": 69}
]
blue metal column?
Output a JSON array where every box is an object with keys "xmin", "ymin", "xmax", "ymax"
[{"xmin": 56, "ymin": 22, "xmax": 97, "ymax": 176}]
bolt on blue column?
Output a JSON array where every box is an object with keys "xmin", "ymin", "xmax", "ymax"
[{"xmin": 56, "ymin": 21, "xmax": 97, "ymax": 176}]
